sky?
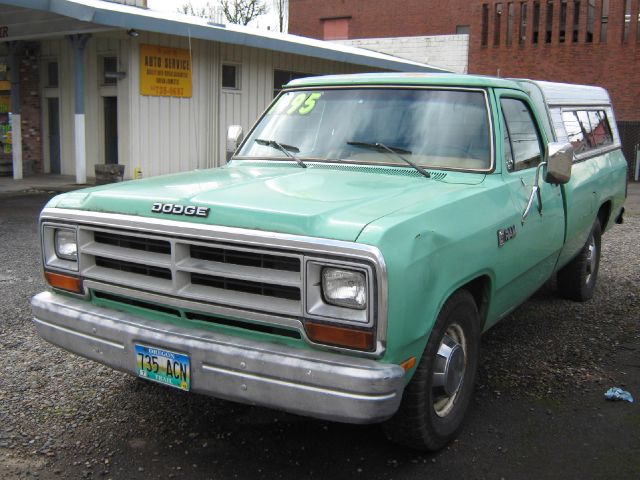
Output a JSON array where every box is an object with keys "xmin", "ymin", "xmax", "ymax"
[{"xmin": 146, "ymin": 0, "xmax": 284, "ymax": 31}]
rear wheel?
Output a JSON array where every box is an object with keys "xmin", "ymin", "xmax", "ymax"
[
  {"xmin": 383, "ymin": 290, "xmax": 480, "ymax": 451},
  {"xmin": 558, "ymin": 220, "xmax": 601, "ymax": 301}
]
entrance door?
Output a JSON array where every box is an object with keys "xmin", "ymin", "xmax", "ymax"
[
  {"xmin": 47, "ymin": 98, "xmax": 61, "ymax": 174},
  {"xmin": 104, "ymin": 96, "xmax": 118, "ymax": 164}
]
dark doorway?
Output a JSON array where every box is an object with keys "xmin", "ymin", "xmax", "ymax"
[
  {"xmin": 104, "ymin": 96, "xmax": 118, "ymax": 164},
  {"xmin": 47, "ymin": 98, "xmax": 61, "ymax": 174}
]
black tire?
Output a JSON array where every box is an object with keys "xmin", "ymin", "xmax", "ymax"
[
  {"xmin": 557, "ymin": 220, "xmax": 601, "ymax": 302},
  {"xmin": 383, "ymin": 290, "xmax": 480, "ymax": 451}
]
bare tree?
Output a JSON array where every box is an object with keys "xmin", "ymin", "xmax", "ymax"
[
  {"xmin": 220, "ymin": 0, "xmax": 268, "ymax": 26},
  {"xmin": 177, "ymin": 2, "xmax": 212, "ymax": 17},
  {"xmin": 273, "ymin": 0, "xmax": 288, "ymax": 32}
]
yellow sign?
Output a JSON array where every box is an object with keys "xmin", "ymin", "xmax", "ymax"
[{"xmin": 140, "ymin": 44, "xmax": 192, "ymax": 98}]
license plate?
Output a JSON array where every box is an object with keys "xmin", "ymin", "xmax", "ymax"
[{"xmin": 135, "ymin": 344, "xmax": 191, "ymax": 391}]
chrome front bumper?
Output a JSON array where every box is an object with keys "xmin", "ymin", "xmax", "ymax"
[{"xmin": 31, "ymin": 292, "xmax": 405, "ymax": 424}]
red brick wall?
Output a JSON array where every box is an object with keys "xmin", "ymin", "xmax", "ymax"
[
  {"xmin": 289, "ymin": 0, "xmax": 473, "ymax": 39},
  {"xmin": 469, "ymin": 1, "xmax": 640, "ymax": 123},
  {"xmin": 290, "ymin": 0, "xmax": 640, "ymax": 122},
  {"xmin": 19, "ymin": 44, "xmax": 42, "ymax": 175}
]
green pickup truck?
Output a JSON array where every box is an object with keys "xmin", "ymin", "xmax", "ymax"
[{"xmin": 32, "ymin": 73, "xmax": 627, "ymax": 451}]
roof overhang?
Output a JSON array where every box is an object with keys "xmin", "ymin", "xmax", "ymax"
[{"xmin": 0, "ymin": 0, "xmax": 447, "ymax": 73}]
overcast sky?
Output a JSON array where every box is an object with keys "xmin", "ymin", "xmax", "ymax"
[{"xmin": 146, "ymin": 0, "xmax": 283, "ymax": 31}]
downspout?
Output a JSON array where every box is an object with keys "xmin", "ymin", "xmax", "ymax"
[{"xmin": 69, "ymin": 34, "xmax": 91, "ymax": 184}]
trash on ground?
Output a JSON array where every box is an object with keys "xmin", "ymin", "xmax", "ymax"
[{"xmin": 604, "ymin": 387, "xmax": 634, "ymax": 403}]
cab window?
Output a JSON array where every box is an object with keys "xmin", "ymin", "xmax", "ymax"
[{"xmin": 501, "ymin": 98, "xmax": 543, "ymax": 171}]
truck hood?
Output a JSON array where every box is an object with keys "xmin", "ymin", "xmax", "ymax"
[{"xmin": 50, "ymin": 162, "xmax": 484, "ymax": 242}]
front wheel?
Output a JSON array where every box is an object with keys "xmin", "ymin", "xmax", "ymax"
[
  {"xmin": 557, "ymin": 220, "xmax": 601, "ymax": 302},
  {"xmin": 383, "ymin": 290, "xmax": 480, "ymax": 451}
]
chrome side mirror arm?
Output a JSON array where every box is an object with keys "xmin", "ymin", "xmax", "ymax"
[{"xmin": 522, "ymin": 161, "xmax": 547, "ymax": 224}]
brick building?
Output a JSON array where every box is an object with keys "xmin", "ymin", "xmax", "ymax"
[{"xmin": 290, "ymin": 0, "xmax": 640, "ymax": 180}]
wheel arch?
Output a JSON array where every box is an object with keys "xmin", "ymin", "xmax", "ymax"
[{"xmin": 597, "ymin": 200, "xmax": 612, "ymax": 232}]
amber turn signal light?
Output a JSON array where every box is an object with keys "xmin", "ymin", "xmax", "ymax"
[
  {"xmin": 45, "ymin": 271, "xmax": 83, "ymax": 294},
  {"xmin": 305, "ymin": 321, "xmax": 374, "ymax": 351},
  {"xmin": 400, "ymin": 356, "xmax": 417, "ymax": 372}
]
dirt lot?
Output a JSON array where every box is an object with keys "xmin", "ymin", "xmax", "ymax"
[{"xmin": 0, "ymin": 191, "xmax": 638, "ymax": 480}]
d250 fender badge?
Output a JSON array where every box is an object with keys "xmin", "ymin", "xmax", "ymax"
[
  {"xmin": 151, "ymin": 203, "xmax": 210, "ymax": 218},
  {"xmin": 497, "ymin": 225, "xmax": 517, "ymax": 247}
]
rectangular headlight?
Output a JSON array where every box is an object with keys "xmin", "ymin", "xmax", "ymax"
[
  {"xmin": 54, "ymin": 228, "xmax": 78, "ymax": 261},
  {"xmin": 321, "ymin": 268, "xmax": 367, "ymax": 310},
  {"xmin": 43, "ymin": 224, "xmax": 79, "ymax": 272}
]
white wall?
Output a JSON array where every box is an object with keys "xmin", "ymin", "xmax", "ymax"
[
  {"xmin": 39, "ymin": 30, "xmax": 378, "ymax": 180},
  {"xmin": 333, "ymin": 35, "xmax": 469, "ymax": 74}
]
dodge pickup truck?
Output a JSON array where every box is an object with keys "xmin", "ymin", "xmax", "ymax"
[{"xmin": 31, "ymin": 73, "xmax": 627, "ymax": 451}]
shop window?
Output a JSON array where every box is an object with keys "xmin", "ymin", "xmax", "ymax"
[
  {"xmin": 47, "ymin": 61, "xmax": 59, "ymax": 88},
  {"xmin": 273, "ymin": 69, "xmax": 315, "ymax": 97},
  {"xmin": 322, "ymin": 17, "xmax": 350, "ymax": 40},
  {"xmin": 456, "ymin": 25, "xmax": 470, "ymax": 34},
  {"xmin": 222, "ymin": 64, "xmax": 240, "ymax": 89},
  {"xmin": 102, "ymin": 56, "xmax": 118, "ymax": 85}
]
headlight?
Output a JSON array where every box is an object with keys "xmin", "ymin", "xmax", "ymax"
[
  {"xmin": 54, "ymin": 228, "xmax": 78, "ymax": 261},
  {"xmin": 321, "ymin": 268, "xmax": 367, "ymax": 310}
]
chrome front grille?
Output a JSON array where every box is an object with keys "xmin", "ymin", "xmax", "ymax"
[{"xmin": 78, "ymin": 227, "xmax": 304, "ymax": 317}]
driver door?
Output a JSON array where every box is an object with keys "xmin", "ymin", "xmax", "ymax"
[{"xmin": 492, "ymin": 90, "xmax": 566, "ymax": 317}]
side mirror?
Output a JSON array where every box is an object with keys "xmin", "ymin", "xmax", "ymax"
[
  {"xmin": 226, "ymin": 125, "xmax": 244, "ymax": 161},
  {"xmin": 545, "ymin": 142, "xmax": 573, "ymax": 184}
]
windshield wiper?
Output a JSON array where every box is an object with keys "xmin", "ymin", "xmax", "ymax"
[
  {"xmin": 255, "ymin": 139, "xmax": 307, "ymax": 168},
  {"xmin": 347, "ymin": 141, "xmax": 430, "ymax": 178}
]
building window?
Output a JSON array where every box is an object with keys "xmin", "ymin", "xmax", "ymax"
[
  {"xmin": 559, "ymin": 0, "xmax": 567, "ymax": 42},
  {"xmin": 47, "ymin": 61, "xmax": 59, "ymax": 88},
  {"xmin": 623, "ymin": 0, "xmax": 632, "ymax": 42},
  {"xmin": 101, "ymin": 56, "xmax": 118, "ymax": 85},
  {"xmin": 222, "ymin": 64, "xmax": 240, "ymax": 89},
  {"xmin": 600, "ymin": 0, "xmax": 609, "ymax": 42},
  {"xmin": 573, "ymin": 0, "xmax": 581, "ymax": 42},
  {"xmin": 482, "ymin": 4, "xmax": 489, "ymax": 46},
  {"xmin": 494, "ymin": 3, "xmax": 503, "ymax": 45},
  {"xmin": 273, "ymin": 70, "xmax": 315, "ymax": 97},
  {"xmin": 532, "ymin": 1, "xmax": 541, "ymax": 43},
  {"xmin": 520, "ymin": 2, "xmax": 528, "ymax": 45},
  {"xmin": 322, "ymin": 17, "xmax": 350, "ymax": 40},
  {"xmin": 507, "ymin": 3, "xmax": 515, "ymax": 45},
  {"xmin": 546, "ymin": 0, "xmax": 554, "ymax": 43},
  {"xmin": 456, "ymin": 25, "xmax": 470, "ymax": 34},
  {"xmin": 586, "ymin": 0, "xmax": 595, "ymax": 42}
]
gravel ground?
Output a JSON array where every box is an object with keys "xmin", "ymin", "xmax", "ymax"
[{"xmin": 0, "ymin": 193, "xmax": 638, "ymax": 479}]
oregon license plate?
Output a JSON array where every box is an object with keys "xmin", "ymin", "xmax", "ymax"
[{"xmin": 135, "ymin": 344, "xmax": 191, "ymax": 391}]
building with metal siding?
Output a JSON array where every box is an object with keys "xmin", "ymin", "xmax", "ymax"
[{"xmin": 0, "ymin": 0, "xmax": 441, "ymax": 184}]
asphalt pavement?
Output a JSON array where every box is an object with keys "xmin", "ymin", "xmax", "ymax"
[{"xmin": 0, "ymin": 188, "xmax": 638, "ymax": 480}]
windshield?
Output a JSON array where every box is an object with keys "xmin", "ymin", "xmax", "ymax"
[{"xmin": 237, "ymin": 88, "xmax": 492, "ymax": 171}]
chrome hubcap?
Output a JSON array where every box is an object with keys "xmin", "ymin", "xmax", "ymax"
[
  {"xmin": 432, "ymin": 324, "xmax": 467, "ymax": 417},
  {"xmin": 585, "ymin": 234, "xmax": 597, "ymax": 285}
]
